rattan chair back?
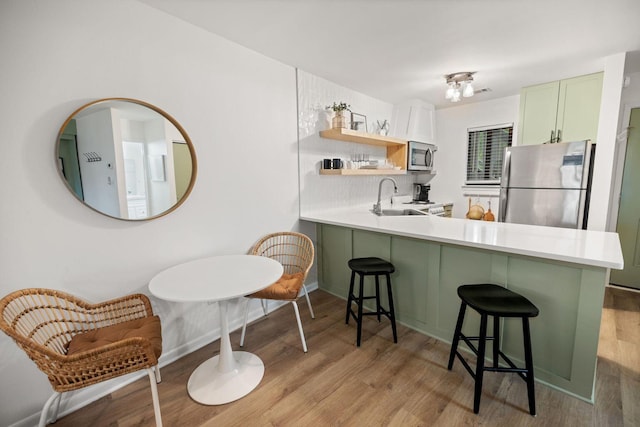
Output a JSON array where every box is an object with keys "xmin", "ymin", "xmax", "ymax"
[
  {"xmin": 0, "ymin": 288, "xmax": 157, "ymax": 392},
  {"xmin": 241, "ymin": 231, "xmax": 316, "ymax": 352},
  {"xmin": 251, "ymin": 231, "xmax": 314, "ymax": 279}
]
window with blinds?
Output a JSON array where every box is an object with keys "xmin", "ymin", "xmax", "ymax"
[{"xmin": 466, "ymin": 124, "xmax": 513, "ymax": 184}]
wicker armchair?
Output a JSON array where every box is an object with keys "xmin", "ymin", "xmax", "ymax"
[
  {"xmin": 0, "ymin": 289, "xmax": 163, "ymax": 427},
  {"xmin": 240, "ymin": 232, "xmax": 315, "ymax": 352}
]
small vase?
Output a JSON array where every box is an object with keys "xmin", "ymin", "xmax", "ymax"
[{"xmin": 332, "ymin": 111, "xmax": 347, "ymax": 129}]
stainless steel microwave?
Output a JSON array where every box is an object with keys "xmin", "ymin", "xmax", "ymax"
[{"xmin": 408, "ymin": 141, "xmax": 437, "ymax": 171}]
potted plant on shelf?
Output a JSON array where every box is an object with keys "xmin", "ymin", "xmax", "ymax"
[{"xmin": 326, "ymin": 101, "xmax": 351, "ymax": 129}]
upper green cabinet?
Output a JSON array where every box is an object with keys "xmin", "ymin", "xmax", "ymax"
[{"xmin": 517, "ymin": 72, "xmax": 603, "ymax": 145}]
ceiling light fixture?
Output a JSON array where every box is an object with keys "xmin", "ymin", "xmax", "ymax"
[{"xmin": 444, "ymin": 72, "xmax": 476, "ymax": 102}]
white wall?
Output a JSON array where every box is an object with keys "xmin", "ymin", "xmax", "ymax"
[
  {"xmin": 0, "ymin": 1, "xmax": 301, "ymax": 426},
  {"xmin": 430, "ymin": 96, "xmax": 521, "ymax": 218}
]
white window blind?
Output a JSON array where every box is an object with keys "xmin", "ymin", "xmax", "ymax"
[{"xmin": 466, "ymin": 123, "xmax": 513, "ymax": 184}]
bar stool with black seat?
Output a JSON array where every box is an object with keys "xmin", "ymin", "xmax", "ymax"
[
  {"xmin": 447, "ymin": 283, "xmax": 539, "ymax": 415},
  {"xmin": 345, "ymin": 257, "xmax": 398, "ymax": 347}
]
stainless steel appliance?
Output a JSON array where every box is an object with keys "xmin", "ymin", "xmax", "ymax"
[
  {"xmin": 413, "ymin": 183, "xmax": 431, "ymax": 202},
  {"xmin": 499, "ymin": 140, "xmax": 594, "ymax": 229},
  {"xmin": 408, "ymin": 141, "xmax": 437, "ymax": 171}
]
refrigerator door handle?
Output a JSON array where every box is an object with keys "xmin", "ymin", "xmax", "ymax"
[
  {"xmin": 499, "ymin": 150, "xmax": 512, "ymax": 222},
  {"xmin": 499, "ymin": 187, "xmax": 508, "ymax": 222}
]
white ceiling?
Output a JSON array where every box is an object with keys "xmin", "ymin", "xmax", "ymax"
[{"xmin": 140, "ymin": 0, "xmax": 640, "ymax": 109}]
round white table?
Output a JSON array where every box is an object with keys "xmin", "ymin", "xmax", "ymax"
[{"xmin": 148, "ymin": 254, "xmax": 283, "ymax": 405}]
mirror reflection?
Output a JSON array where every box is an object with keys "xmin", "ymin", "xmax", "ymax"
[{"xmin": 57, "ymin": 98, "xmax": 196, "ymax": 220}]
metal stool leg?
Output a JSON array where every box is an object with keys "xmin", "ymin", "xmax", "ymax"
[
  {"xmin": 493, "ymin": 315, "xmax": 500, "ymax": 369},
  {"xmin": 346, "ymin": 270, "xmax": 356, "ymax": 324},
  {"xmin": 473, "ymin": 314, "xmax": 488, "ymax": 414},
  {"xmin": 385, "ymin": 273, "xmax": 398, "ymax": 343},
  {"xmin": 375, "ymin": 274, "xmax": 381, "ymax": 321},
  {"xmin": 523, "ymin": 318, "xmax": 536, "ymax": 416},
  {"xmin": 448, "ymin": 302, "xmax": 467, "ymax": 370},
  {"xmin": 356, "ymin": 273, "xmax": 365, "ymax": 347}
]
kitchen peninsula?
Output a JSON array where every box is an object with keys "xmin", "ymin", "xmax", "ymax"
[{"xmin": 301, "ymin": 206, "xmax": 623, "ymax": 402}]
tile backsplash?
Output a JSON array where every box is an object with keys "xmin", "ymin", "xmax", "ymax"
[{"xmin": 297, "ymin": 70, "xmax": 414, "ymax": 214}]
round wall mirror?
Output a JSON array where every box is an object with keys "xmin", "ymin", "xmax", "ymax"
[{"xmin": 56, "ymin": 98, "xmax": 197, "ymax": 220}]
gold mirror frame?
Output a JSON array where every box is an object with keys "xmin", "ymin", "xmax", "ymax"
[{"xmin": 56, "ymin": 98, "xmax": 197, "ymax": 221}]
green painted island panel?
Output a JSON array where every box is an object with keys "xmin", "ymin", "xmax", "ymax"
[
  {"xmin": 316, "ymin": 224, "xmax": 608, "ymax": 402},
  {"xmin": 389, "ymin": 236, "xmax": 432, "ymax": 326},
  {"xmin": 317, "ymin": 224, "xmax": 352, "ymax": 297}
]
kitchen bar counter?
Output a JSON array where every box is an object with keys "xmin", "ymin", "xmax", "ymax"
[
  {"xmin": 301, "ymin": 205, "xmax": 623, "ymax": 403},
  {"xmin": 301, "ymin": 205, "xmax": 623, "ymax": 269}
]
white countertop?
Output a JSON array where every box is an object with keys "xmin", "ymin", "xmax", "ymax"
[{"xmin": 301, "ymin": 205, "xmax": 624, "ymax": 269}]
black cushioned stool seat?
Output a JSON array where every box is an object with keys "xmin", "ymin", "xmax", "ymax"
[
  {"xmin": 345, "ymin": 257, "xmax": 397, "ymax": 346},
  {"xmin": 448, "ymin": 284, "xmax": 539, "ymax": 415}
]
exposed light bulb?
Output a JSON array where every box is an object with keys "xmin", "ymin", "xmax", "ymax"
[
  {"xmin": 445, "ymin": 83, "xmax": 455, "ymax": 99},
  {"xmin": 451, "ymin": 86, "xmax": 461, "ymax": 102},
  {"xmin": 463, "ymin": 81, "xmax": 474, "ymax": 97}
]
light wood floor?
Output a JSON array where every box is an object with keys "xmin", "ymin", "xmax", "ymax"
[{"xmin": 54, "ymin": 286, "xmax": 639, "ymax": 427}]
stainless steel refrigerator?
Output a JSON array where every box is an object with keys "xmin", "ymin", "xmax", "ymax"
[{"xmin": 499, "ymin": 140, "xmax": 594, "ymax": 229}]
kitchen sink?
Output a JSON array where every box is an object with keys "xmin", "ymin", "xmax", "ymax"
[{"xmin": 373, "ymin": 208, "xmax": 428, "ymax": 216}]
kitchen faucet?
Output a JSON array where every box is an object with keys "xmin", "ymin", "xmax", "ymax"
[{"xmin": 373, "ymin": 177, "xmax": 398, "ymax": 215}]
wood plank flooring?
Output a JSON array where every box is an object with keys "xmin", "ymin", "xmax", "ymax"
[{"xmin": 53, "ymin": 286, "xmax": 640, "ymax": 427}]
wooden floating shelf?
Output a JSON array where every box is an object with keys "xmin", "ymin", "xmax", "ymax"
[
  {"xmin": 319, "ymin": 128, "xmax": 406, "ymax": 147},
  {"xmin": 319, "ymin": 168, "xmax": 406, "ymax": 176},
  {"xmin": 319, "ymin": 128, "xmax": 408, "ymax": 172}
]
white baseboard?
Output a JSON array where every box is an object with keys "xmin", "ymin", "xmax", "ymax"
[{"xmin": 607, "ymin": 282, "xmax": 640, "ymax": 293}]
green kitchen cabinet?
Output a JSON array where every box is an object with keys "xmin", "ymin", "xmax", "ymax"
[{"xmin": 517, "ymin": 72, "xmax": 603, "ymax": 145}]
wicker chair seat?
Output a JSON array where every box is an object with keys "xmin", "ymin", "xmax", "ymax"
[
  {"xmin": 67, "ymin": 315, "xmax": 162, "ymax": 358},
  {"xmin": 249, "ymin": 272, "xmax": 304, "ymax": 301}
]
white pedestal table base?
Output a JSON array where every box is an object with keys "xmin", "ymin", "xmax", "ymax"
[
  {"xmin": 187, "ymin": 351, "xmax": 264, "ymax": 405},
  {"xmin": 187, "ymin": 299, "xmax": 265, "ymax": 405}
]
